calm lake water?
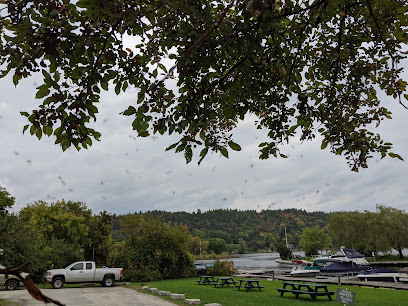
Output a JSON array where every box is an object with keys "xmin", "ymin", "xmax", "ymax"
[
  {"xmin": 196, "ymin": 252, "xmax": 305, "ymax": 274},
  {"xmin": 195, "ymin": 249, "xmax": 408, "ymax": 275}
]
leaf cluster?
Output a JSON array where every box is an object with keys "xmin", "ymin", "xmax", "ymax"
[{"xmin": 1, "ymin": 0, "xmax": 408, "ymax": 169}]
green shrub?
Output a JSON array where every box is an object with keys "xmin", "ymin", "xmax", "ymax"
[
  {"xmin": 276, "ymin": 242, "xmax": 292, "ymax": 260},
  {"xmin": 207, "ymin": 260, "xmax": 234, "ymax": 276}
]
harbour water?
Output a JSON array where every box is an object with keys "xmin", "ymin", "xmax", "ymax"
[
  {"xmin": 195, "ymin": 249, "xmax": 408, "ymax": 275},
  {"xmin": 196, "ymin": 252, "xmax": 305, "ymax": 275}
]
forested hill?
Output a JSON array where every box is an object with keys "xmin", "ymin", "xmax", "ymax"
[{"xmin": 112, "ymin": 209, "xmax": 329, "ymax": 251}]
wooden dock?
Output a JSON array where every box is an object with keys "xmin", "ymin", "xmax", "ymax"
[
  {"xmin": 275, "ymin": 275, "xmax": 408, "ymax": 290},
  {"xmin": 235, "ymin": 269, "xmax": 276, "ymax": 279},
  {"xmin": 370, "ymin": 261, "xmax": 408, "ymax": 267},
  {"xmin": 234, "ymin": 274, "xmax": 274, "ymax": 279}
]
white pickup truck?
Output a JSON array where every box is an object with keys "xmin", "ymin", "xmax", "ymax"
[{"xmin": 45, "ymin": 261, "xmax": 123, "ymax": 289}]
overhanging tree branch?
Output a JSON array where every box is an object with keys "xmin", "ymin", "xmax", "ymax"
[{"xmin": 152, "ymin": 0, "xmax": 236, "ymax": 90}]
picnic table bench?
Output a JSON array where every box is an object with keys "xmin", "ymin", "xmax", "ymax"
[
  {"xmin": 276, "ymin": 282, "xmax": 335, "ymax": 301},
  {"xmin": 213, "ymin": 277, "xmax": 237, "ymax": 287},
  {"xmin": 196, "ymin": 275, "xmax": 215, "ymax": 285},
  {"xmin": 235, "ymin": 279, "xmax": 265, "ymax": 291}
]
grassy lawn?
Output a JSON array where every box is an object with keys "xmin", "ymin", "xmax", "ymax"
[
  {"xmin": 2, "ymin": 278, "xmax": 408, "ymax": 305},
  {"xmin": 131, "ymin": 277, "xmax": 408, "ymax": 306}
]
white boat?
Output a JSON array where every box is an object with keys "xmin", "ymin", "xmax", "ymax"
[
  {"xmin": 275, "ymin": 258, "xmax": 311, "ymax": 265},
  {"xmin": 317, "ymin": 248, "xmax": 371, "ymax": 276},
  {"xmin": 290, "ymin": 262, "xmax": 322, "ymax": 277},
  {"xmin": 357, "ymin": 268, "xmax": 408, "ymax": 282},
  {"xmin": 314, "ymin": 248, "xmax": 370, "ymax": 266},
  {"xmin": 399, "ymin": 267, "xmax": 408, "ymax": 282}
]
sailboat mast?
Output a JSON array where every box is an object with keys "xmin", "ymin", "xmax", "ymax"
[{"xmin": 285, "ymin": 226, "xmax": 289, "ymax": 249}]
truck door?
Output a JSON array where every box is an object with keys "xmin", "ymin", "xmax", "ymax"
[
  {"xmin": 82, "ymin": 262, "xmax": 95, "ymax": 282},
  {"xmin": 67, "ymin": 263, "xmax": 85, "ymax": 282}
]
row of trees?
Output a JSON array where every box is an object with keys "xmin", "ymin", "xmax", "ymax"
[
  {"xmin": 330, "ymin": 205, "xmax": 408, "ymax": 258},
  {"xmin": 0, "ymin": 186, "xmax": 195, "ymax": 281},
  {"xmin": 1, "ymin": 198, "xmax": 114, "ymax": 280},
  {"xmin": 112, "ymin": 207, "xmax": 407, "ymax": 259},
  {"xmin": 2, "ymin": 184, "xmax": 407, "ymax": 283},
  {"xmin": 274, "ymin": 206, "xmax": 408, "ymax": 259},
  {"xmin": 112, "ymin": 208, "xmax": 329, "ymax": 253}
]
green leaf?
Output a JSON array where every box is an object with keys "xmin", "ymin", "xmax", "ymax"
[
  {"xmin": 122, "ymin": 81, "xmax": 128, "ymax": 91},
  {"xmin": 23, "ymin": 125, "xmax": 29, "ymax": 134},
  {"xmin": 61, "ymin": 140, "xmax": 71, "ymax": 152},
  {"xmin": 198, "ymin": 147, "xmax": 208, "ymax": 165},
  {"xmin": 122, "ymin": 106, "xmax": 136, "ymax": 116},
  {"xmin": 389, "ymin": 152, "xmax": 404, "ymax": 161},
  {"xmin": 12, "ymin": 73, "xmax": 22, "ymax": 85},
  {"xmin": 289, "ymin": 124, "xmax": 299, "ymax": 133},
  {"xmin": 220, "ymin": 147, "xmax": 229, "ymax": 158},
  {"xmin": 137, "ymin": 92, "xmax": 145, "ymax": 103},
  {"xmin": 175, "ymin": 144, "xmax": 185, "ymax": 153},
  {"xmin": 71, "ymin": 67, "xmax": 82, "ymax": 79},
  {"xmin": 42, "ymin": 69, "xmax": 51, "ymax": 80},
  {"xmin": 54, "ymin": 71, "xmax": 60, "ymax": 83},
  {"xmin": 184, "ymin": 146, "xmax": 192, "ymax": 163},
  {"xmin": 101, "ymin": 80, "xmax": 108, "ymax": 91},
  {"xmin": 36, "ymin": 86, "xmax": 50, "ymax": 99},
  {"xmin": 115, "ymin": 82, "xmax": 121, "ymax": 95},
  {"xmin": 30, "ymin": 125, "xmax": 36, "ymax": 135},
  {"xmin": 43, "ymin": 96, "xmax": 55, "ymax": 105},
  {"xmin": 321, "ymin": 141, "xmax": 328, "ymax": 150},
  {"xmin": 35, "ymin": 127, "xmax": 42, "ymax": 140},
  {"xmin": 199, "ymin": 131, "xmax": 206, "ymax": 140},
  {"xmin": 158, "ymin": 63, "xmax": 167, "ymax": 73},
  {"xmin": 43, "ymin": 125, "xmax": 53, "ymax": 136},
  {"xmin": 228, "ymin": 140, "xmax": 241, "ymax": 151},
  {"xmin": 166, "ymin": 143, "xmax": 178, "ymax": 151}
]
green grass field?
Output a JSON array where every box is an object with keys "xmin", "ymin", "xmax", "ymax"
[
  {"xmin": 131, "ymin": 278, "xmax": 408, "ymax": 306},
  {"xmin": 1, "ymin": 278, "xmax": 408, "ymax": 306}
]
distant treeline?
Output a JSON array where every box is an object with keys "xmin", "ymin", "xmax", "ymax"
[{"xmin": 111, "ymin": 208, "xmax": 330, "ymax": 252}]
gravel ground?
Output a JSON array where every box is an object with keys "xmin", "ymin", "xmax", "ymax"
[{"xmin": 0, "ymin": 286, "xmax": 176, "ymax": 305}]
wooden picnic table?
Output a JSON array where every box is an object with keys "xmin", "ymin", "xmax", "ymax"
[
  {"xmin": 196, "ymin": 275, "xmax": 215, "ymax": 285},
  {"xmin": 276, "ymin": 282, "xmax": 335, "ymax": 301},
  {"xmin": 235, "ymin": 279, "xmax": 265, "ymax": 291},
  {"xmin": 213, "ymin": 277, "xmax": 237, "ymax": 287}
]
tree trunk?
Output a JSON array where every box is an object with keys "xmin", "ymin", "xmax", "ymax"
[{"xmin": 398, "ymin": 248, "xmax": 404, "ymax": 259}]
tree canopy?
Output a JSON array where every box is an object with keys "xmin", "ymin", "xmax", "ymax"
[
  {"xmin": 115, "ymin": 214, "xmax": 195, "ymax": 281},
  {"xmin": 0, "ymin": 185, "xmax": 15, "ymax": 215},
  {"xmin": 1, "ymin": 0, "xmax": 407, "ymax": 170},
  {"xmin": 299, "ymin": 225, "xmax": 330, "ymax": 256},
  {"xmin": 329, "ymin": 205, "xmax": 408, "ymax": 257}
]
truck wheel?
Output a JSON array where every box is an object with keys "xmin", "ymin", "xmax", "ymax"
[
  {"xmin": 5, "ymin": 279, "xmax": 19, "ymax": 290},
  {"xmin": 52, "ymin": 277, "xmax": 64, "ymax": 289},
  {"xmin": 102, "ymin": 276, "xmax": 114, "ymax": 287}
]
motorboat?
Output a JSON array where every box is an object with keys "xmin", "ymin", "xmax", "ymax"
[
  {"xmin": 357, "ymin": 269, "xmax": 401, "ymax": 282},
  {"xmin": 399, "ymin": 267, "xmax": 408, "ymax": 282},
  {"xmin": 314, "ymin": 248, "xmax": 370, "ymax": 266},
  {"xmin": 319, "ymin": 261, "xmax": 371, "ymax": 276},
  {"xmin": 357, "ymin": 267, "xmax": 408, "ymax": 282},
  {"xmin": 290, "ymin": 262, "xmax": 323, "ymax": 277},
  {"xmin": 316, "ymin": 248, "xmax": 371, "ymax": 276}
]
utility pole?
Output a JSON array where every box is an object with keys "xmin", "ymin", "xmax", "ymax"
[{"xmin": 200, "ymin": 240, "xmax": 203, "ymax": 262}]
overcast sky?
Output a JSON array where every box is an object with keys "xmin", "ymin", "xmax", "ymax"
[{"xmin": 1, "ymin": 65, "xmax": 407, "ymax": 216}]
